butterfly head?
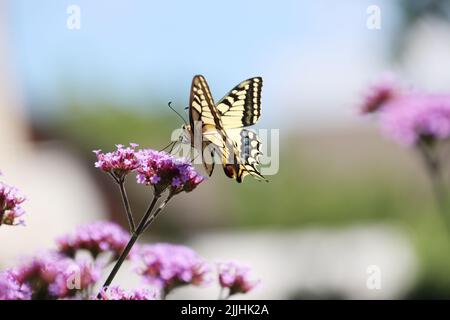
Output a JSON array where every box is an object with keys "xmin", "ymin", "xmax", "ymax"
[{"xmin": 180, "ymin": 124, "xmax": 192, "ymax": 144}]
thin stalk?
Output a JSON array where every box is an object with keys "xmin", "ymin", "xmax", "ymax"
[
  {"xmin": 143, "ymin": 194, "xmax": 173, "ymax": 231},
  {"xmin": 97, "ymin": 194, "xmax": 160, "ymax": 297},
  {"xmin": 97, "ymin": 232, "xmax": 139, "ymax": 297},
  {"xmin": 418, "ymin": 141, "xmax": 450, "ymax": 234},
  {"xmin": 109, "ymin": 173, "xmax": 135, "ymax": 233},
  {"xmin": 118, "ymin": 179, "xmax": 136, "ymax": 233}
]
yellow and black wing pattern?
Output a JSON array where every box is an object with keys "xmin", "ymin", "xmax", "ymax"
[
  {"xmin": 187, "ymin": 75, "xmax": 266, "ymax": 183},
  {"xmin": 188, "ymin": 75, "xmax": 225, "ymax": 176},
  {"xmin": 189, "ymin": 75, "xmax": 218, "ymax": 130},
  {"xmin": 222, "ymin": 128, "xmax": 267, "ymax": 183},
  {"xmin": 216, "ymin": 77, "xmax": 263, "ymax": 129}
]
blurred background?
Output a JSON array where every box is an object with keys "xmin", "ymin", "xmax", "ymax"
[{"xmin": 2, "ymin": 0, "xmax": 450, "ymax": 299}]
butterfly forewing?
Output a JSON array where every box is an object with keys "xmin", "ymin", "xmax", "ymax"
[
  {"xmin": 216, "ymin": 77, "xmax": 263, "ymax": 129},
  {"xmin": 188, "ymin": 75, "xmax": 229, "ymax": 175},
  {"xmin": 189, "ymin": 75, "xmax": 220, "ymax": 130}
]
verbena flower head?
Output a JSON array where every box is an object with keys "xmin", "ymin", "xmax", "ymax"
[
  {"xmin": 218, "ymin": 261, "xmax": 260, "ymax": 296},
  {"xmin": 379, "ymin": 94, "xmax": 450, "ymax": 146},
  {"xmin": 94, "ymin": 143, "xmax": 140, "ymax": 180},
  {"xmin": 0, "ymin": 270, "xmax": 32, "ymax": 300},
  {"xmin": 0, "ymin": 181, "xmax": 26, "ymax": 226},
  {"xmin": 57, "ymin": 221, "xmax": 132, "ymax": 260},
  {"xmin": 137, "ymin": 243, "xmax": 211, "ymax": 295},
  {"xmin": 48, "ymin": 259, "xmax": 102, "ymax": 299},
  {"xmin": 359, "ymin": 74, "xmax": 401, "ymax": 114},
  {"xmin": 136, "ymin": 149, "xmax": 205, "ymax": 195},
  {"xmin": 12, "ymin": 252, "xmax": 101, "ymax": 299},
  {"xmin": 93, "ymin": 145, "xmax": 206, "ymax": 194},
  {"xmin": 96, "ymin": 286, "xmax": 157, "ymax": 300}
]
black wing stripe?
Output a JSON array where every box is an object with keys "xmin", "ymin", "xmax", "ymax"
[{"xmin": 216, "ymin": 77, "xmax": 263, "ymax": 128}]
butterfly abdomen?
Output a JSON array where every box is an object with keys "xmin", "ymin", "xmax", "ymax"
[{"xmin": 223, "ymin": 164, "xmax": 241, "ymax": 183}]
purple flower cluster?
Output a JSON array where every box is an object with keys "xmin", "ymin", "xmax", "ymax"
[
  {"xmin": 218, "ymin": 261, "xmax": 260, "ymax": 296},
  {"xmin": 361, "ymin": 76, "xmax": 450, "ymax": 146},
  {"xmin": 57, "ymin": 221, "xmax": 132, "ymax": 260},
  {"xmin": 0, "ymin": 180, "xmax": 26, "ymax": 226},
  {"xmin": 94, "ymin": 143, "xmax": 140, "ymax": 179},
  {"xmin": 136, "ymin": 149, "xmax": 205, "ymax": 195},
  {"xmin": 97, "ymin": 286, "xmax": 156, "ymax": 300},
  {"xmin": 12, "ymin": 252, "xmax": 101, "ymax": 300},
  {"xmin": 380, "ymin": 94, "xmax": 450, "ymax": 146},
  {"xmin": 0, "ymin": 270, "xmax": 31, "ymax": 300},
  {"xmin": 0, "ymin": 219, "xmax": 260, "ymax": 300},
  {"xmin": 94, "ymin": 145, "xmax": 205, "ymax": 195},
  {"xmin": 137, "ymin": 243, "xmax": 211, "ymax": 295}
]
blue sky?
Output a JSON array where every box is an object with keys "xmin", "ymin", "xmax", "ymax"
[{"xmin": 6, "ymin": 0, "xmax": 399, "ymax": 127}]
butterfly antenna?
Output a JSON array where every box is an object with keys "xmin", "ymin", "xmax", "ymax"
[
  {"xmin": 169, "ymin": 141, "xmax": 178, "ymax": 154},
  {"xmin": 167, "ymin": 101, "xmax": 187, "ymax": 125},
  {"xmin": 160, "ymin": 141, "xmax": 176, "ymax": 152}
]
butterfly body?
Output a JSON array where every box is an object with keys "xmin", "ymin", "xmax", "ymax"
[{"xmin": 183, "ymin": 75, "xmax": 266, "ymax": 183}]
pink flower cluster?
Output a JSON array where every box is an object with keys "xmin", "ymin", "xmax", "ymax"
[
  {"xmin": 218, "ymin": 261, "xmax": 260, "ymax": 297},
  {"xmin": 1, "ymin": 220, "xmax": 259, "ymax": 300},
  {"xmin": 11, "ymin": 252, "xmax": 101, "ymax": 300},
  {"xmin": 136, "ymin": 149, "xmax": 205, "ymax": 194},
  {"xmin": 137, "ymin": 243, "xmax": 211, "ymax": 295},
  {"xmin": 380, "ymin": 94, "xmax": 450, "ymax": 146},
  {"xmin": 0, "ymin": 179, "xmax": 26, "ymax": 226},
  {"xmin": 97, "ymin": 286, "xmax": 156, "ymax": 300},
  {"xmin": 94, "ymin": 143, "xmax": 140, "ymax": 179},
  {"xmin": 0, "ymin": 270, "xmax": 31, "ymax": 300},
  {"xmin": 57, "ymin": 221, "xmax": 132, "ymax": 260},
  {"xmin": 94, "ymin": 145, "xmax": 205, "ymax": 195},
  {"xmin": 360, "ymin": 76, "xmax": 450, "ymax": 146}
]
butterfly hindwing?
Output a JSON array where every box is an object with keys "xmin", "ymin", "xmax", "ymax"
[{"xmin": 223, "ymin": 128, "xmax": 267, "ymax": 182}]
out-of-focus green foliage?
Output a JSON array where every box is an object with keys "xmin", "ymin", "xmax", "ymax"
[
  {"xmin": 50, "ymin": 104, "xmax": 176, "ymax": 153},
  {"xmin": 402, "ymin": 213, "xmax": 450, "ymax": 298}
]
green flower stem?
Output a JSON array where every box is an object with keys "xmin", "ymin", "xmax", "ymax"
[
  {"xmin": 109, "ymin": 173, "xmax": 136, "ymax": 233},
  {"xmin": 418, "ymin": 141, "xmax": 450, "ymax": 235},
  {"xmin": 97, "ymin": 193, "xmax": 160, "ymax": 298},
  {"xmin": 118, "ymin": 179, "xmax": 136, "ymax": 233},
  {"xmin": 143, "ymin": 194, "xmax": 173, "ymax": 231}
]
